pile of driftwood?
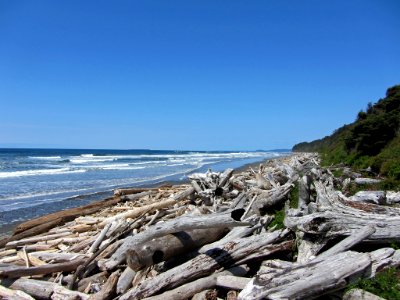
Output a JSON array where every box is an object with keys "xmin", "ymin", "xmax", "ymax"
[{"xmin": 1, "ymin": 153, "xmax": 400, "ymax": 300}]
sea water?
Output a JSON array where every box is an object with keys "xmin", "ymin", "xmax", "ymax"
[{"xmin": 0, "ymin": 148, "xmax": 288, "ymax": 229}]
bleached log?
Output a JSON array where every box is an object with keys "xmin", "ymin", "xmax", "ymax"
[
  {"xmin": 101, "ymin": 187, "xmax": 195, "ymax": 226},
  {"xmin": 89, "ymin": 223, "xmax": 112, "ymax": 254},
  {"xmin": 298, "ymin": 175, "xmax": 312, "ymax": 211},
  {"xmin": 238, "ymin": 251, "xmax": 371, "ymax": 300},
  {"xmin": 355, "ymin": 178, "xmax": 381, "ymax": 185},
  {"xmin": 343, "ymin": 288, "xmax": 386, "ymax": 300},
  {"xmin": 126, "ymin": 228, "xmax": 226, "ymax": 271},
  {"xmin": 51, "ymin": 285, "xmax": 89, "ymax": 300},
  {"xmin": 317, "ymin": 226, "xmax": 376, "ymax": 261},
  {"xmin": 386, "ymin": 191, "xmax": 400, "ymax": 204},
  {"xmin": 114, "ymin": 187, "xmax": 169, "ymax": 196},
  {"xmin": 250, "ymin": 165, "xmax": 271, "ymax": 190},
  {"xmin": 251, "ymin": 182, "xmax": 294, "ymax": 212},
  {"xmin": 88, "ymin": 270, "xmax": 120, "ymax": 300},
  {"xmin": 117, "ymin": 267, "xmax": 136, "ymax": 294},
  {"xmin": 0, "ymin": 249, "xmax": 16, "ymax": 258},
  {"xmin": 5, "ymin": 231, "xmax": 73, "ymax": 248},
  {"xmin": 74, "ymin": 271, "xmax": 109, "ymax": 293},
  {"xmin": 369, "ymin": 248, "xmax": 400, "ymax": 277},
  {"xmin": 102, "ymin": 208, "xmax": 250, "ymax": 271},
  {"xmin": 119, "ymin": 190, "xmax": 155, "ymax": 202},
  {"xmin": 198, "ymin": 224, "xmax": 262, "ymax": 254},
  {"xmin": 0, "ymin": 285, "xmax": 34, "ymax": 300},
  {"xmin": 10, "ymin": 278, "xmax": 89, "ymax": 300},
  {"xmin": 349, "ymin": 191, "xmax": 385, "ymax": 205},
  {"xmin": 12, "ymin": 196, "xmax": 122, "ymax": 237},
  {"xmin": 285, "ymin": 181, "xmax": 400, "ymax": 241},
  {"xmin": 230, "ymin": 193, "xmax": 247, "ymax": 209},
  {"xmin": 143, "ymin": 266, "xmax": 249, "ymax": 300},
  {"xmin": 119, "ymin": 229, "xmax": 289, "ymax": 299},
  {"xmin": 296, "ymin": 232, "xmax": 328, "ymax": 264},
  {"xmin": 0, "ymin": 258, "xmax": 85, "ymax": 278},
  {"xmin": 191, "ymin": 290, "xmax": 217, "ymax": 300},
  {"xmin": 28, "ymin": 251, "xmax": 89, "ymax": 263},
  {"xmin": 219, "ymin": 168, "xmax": 234, "ymax": 187}
]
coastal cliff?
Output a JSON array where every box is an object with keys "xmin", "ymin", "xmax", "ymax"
[{"xmin": 293, "ymin": 85, "xmax": 400, "ymax": 181}]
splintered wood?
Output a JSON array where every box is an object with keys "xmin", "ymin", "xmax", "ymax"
[{"xmin": 1, "ymin": 153, "xmax": 400, "ymax": 300}]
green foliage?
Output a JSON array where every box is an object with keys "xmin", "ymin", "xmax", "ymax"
[
  {"xmin": 268, "ymin": 209, "xmax": 285, "ymax": 230},
  {"xmin": 293, "ymin": 85, "xmax": 400, "ymax": 181},
  {"xmin": 289, "ymin": 182, "xmax": 299, "ymax": 209},
  {"xmin": 347, "ymin": 268, "xmax": 400, "ymax": 299}
]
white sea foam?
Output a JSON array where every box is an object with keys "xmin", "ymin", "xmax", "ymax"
[
  {"xmin": 0, "ymin": 168, "xmax": 86, "ymax": 178},
  {"xmin": 29, "ymin": 156, "xmax": 62, "ymax": 160}
]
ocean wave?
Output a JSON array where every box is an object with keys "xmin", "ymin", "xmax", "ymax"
[
  {"xmin": 29, "ymin": 156, "xmax": 62, "ymax": 160},
  {"xmin": 0, "ymin": 168, "xmax": 86, "ymax": 178}
]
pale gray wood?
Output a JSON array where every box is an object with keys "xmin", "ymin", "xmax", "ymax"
[
  {"xmin": 296, "ymin": 232, "xmax": 327, "ymax": 263},
  {"xmin": 386, "ymin": 191, "xmax": 400, "ymax": 204},
  {"xmin": 89, "ymin": 223, "xmax": 112, "ymax": 254},
  {"xmin": 10, "ymin": 278, "xmax": 89, "ymax": 300},
  {"xmin": 102, "ymin": 209, "xmax": 250, "ymax": 271},
  {"xmin": 238, "ymin": 251, "xmax": 371, "ymax": 300},
  {"xmin": 6, "ymin": 232, "xmax": 73, "ymax": 248},
  {"xmin": 120, "ymin": 190, "xmax": 155, "ymax": 202},
  {"xmin": 355, "ymin": 178, "xmax": 382, "ymax": 185},
  {"xmin": 88, "ymin": 270, "xmax": 120, "ymax": 300},
  {"xmin": 126, "ymin": 228, "xmax": 226, "ymax": 271},
  {"xmin": 119, "ymin": 230, "xmax": 289, "ymax": 299},
  {"xmin": 251, "ymin": 182, "xmax": 294, "ymax": 213},
  {"xmin": 142, "ymin": 265, "xmax": 249, "ymax": 300},
  {"xmin": 116, "ymin": 267, "xmax": 136, "ymax": 294},
  {"xmin": 0, "ymin": 258, "xmax": 85, "ymax": 278},
  {"xmin": 343, "ymin": 288, "xmax": 386, "ymax": 300},
  {"xmin": 285, "ymin": 181, "xmax": 400, "ymax": 241},
  {"xmin": 350, "ymin": 191, "xmax": 385, "ymax": 205},
  {"xmin": 0, "ymin": 285, "xmax": 35, "ymax": 300},
  {"xmin": 317, "ymin": 226, "xmax": 376, "ymax": 260}
]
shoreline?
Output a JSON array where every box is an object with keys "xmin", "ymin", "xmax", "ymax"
[{"xmin": 0, "ymin": 154, "xmax": 292, "ymax": 237}]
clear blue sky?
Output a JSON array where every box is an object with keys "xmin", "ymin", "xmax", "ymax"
[{"xmin": 0, "ymin": 1, "xmax": 399, "ymax": 150}]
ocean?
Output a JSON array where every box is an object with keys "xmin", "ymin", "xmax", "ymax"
[{"xmin": 0, "ymin": 148, "xmax": 289, "ymax": 231}]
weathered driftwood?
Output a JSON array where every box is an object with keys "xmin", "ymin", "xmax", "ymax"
[
  {"xmin": 316, "ymin": 225, "xmax": 376, "ymax": 261},
  {"xmin": 142, "ymin": 265, "xmax": 250, "ymax": 300},
  {"xmin": 343, "ymin": 288, "xmax": 385, "ymax": 300},
  {"xmin": 12, "ymin": 196, "xmax": 122, "ymax": 236},
  {"xmin": 285, "ymin": 181, "xmax": 400, "ymax": 241},
  {"xmin": 251, "ymin": 182, "xmax": 294, "ymax": 212},
  {"xmin": 295, "ymin": 232, "xmax": 328, "ymax": 263},
  {"xmin": 0, "ymin": 285, "xmax": 35, "ymax": 300},
  {"xmin": 126, "ymin": 228, "xmax": 226, "ymax": 271},
  {"xmin": 101, "ymin": 186, "xmax": 195, "ymax": 225},
  {"xmin": 114, "ymin": 186, "xmax": 171, "ymax": 196},
  {"xmin": 386, "ymin": 191, "xmax": 400, "ymax": 204},
  {"xmin": 355, "ymin": 178, "xmax": 382, "ymax": 185},
  {"xmin": 102, "ymin": 208, "xmax": 250, "ymax": 270},
  {"xmin": 119, "ymin": 190, "xmax": 155, "ymax": 202},
  {"xmin": 252, "ymin": 165, "xmax": 272, "ymax": 190},
  {"xmin": 10, "ymin": 278, "xmax": 89, "ymax": 300},
  {"xmin": 88, "ymin": 270, "xmax": 120, "ymax": 300},
  {"xmin": 5, "ymin": 231, "xmax": 73, "ymax": 248},
  {"xmin": 238, "ymin": 251, "xmax": 371, "ymax": 300},
  {"xmin": 89, "ymin": 223, "xmax": 112, "ymax": 254},
  {"xmin": 119, "ymin": 229, "xmax": 289, "ymax": 299},
  {"xmin": 349, "ymin": 191, "xmax": 386, "ymax": 205},
  {"xmin": 0, "ymin": 258, "xmax": 85, "ymax": 278},
  {"xmin": 117, "ymin": 267, "xmax": 136, "ymax": 294}
]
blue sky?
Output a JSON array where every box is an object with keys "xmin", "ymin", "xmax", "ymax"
[{"xmin": 0, "ymin": 1, "xmax": 399, "ymax": 150}]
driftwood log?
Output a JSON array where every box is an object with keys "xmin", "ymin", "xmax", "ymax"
[
  {"xmin": 119, "ymin": 229, "xmax": 290, "ymax": 299},
  {"xmin": 101, "ymin": 208, "xmax": 250, "ymax": 270}
]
